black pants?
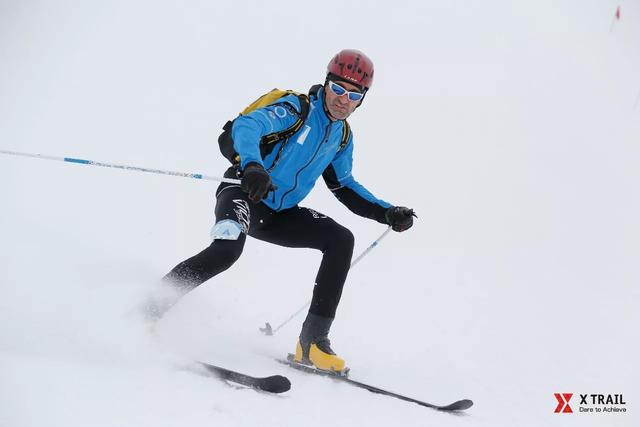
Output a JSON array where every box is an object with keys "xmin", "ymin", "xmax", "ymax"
[{"xmin": 164, "ymin": 182, "xmax": 355, "ymax": 318}]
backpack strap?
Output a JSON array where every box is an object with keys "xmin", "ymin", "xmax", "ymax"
[
  {"xmin": 308, "ymin": 84, "xmax": 324, "ymax": 100},
  {"xmin": 338, "ymin": 121, "xmax": 351, "ymax": 152},
  {"xmin": 261, "ymin": 93, "xmax": 310, "ymax": 145}
]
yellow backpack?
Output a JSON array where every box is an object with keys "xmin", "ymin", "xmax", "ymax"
[{"xmin": 218, "ymin": 85, "xmax": 351, "ymax": 165}]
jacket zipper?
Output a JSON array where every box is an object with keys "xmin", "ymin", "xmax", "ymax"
[
  {"xmin": 275, "ymin": 122, "xmax": 333, "ymax": 211},
  {"xmin": 266, "ymin": 139, "xmax": 288, "ymax": 173}
]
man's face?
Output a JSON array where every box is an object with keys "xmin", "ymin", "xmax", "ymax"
[{"xmin": 324, "ymin": 80, "xmax": 364, "ymax": 121}]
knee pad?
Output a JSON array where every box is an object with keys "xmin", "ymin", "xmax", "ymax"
[{"xmin": 210, "ymin": 219, "xmax": 243, "ymax": 241}]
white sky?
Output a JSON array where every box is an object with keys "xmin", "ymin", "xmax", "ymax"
[{"xmin": 1, "ymin": 1, "xmax": 639, "ymax": 426}]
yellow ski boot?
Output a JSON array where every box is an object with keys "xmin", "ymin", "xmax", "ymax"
[
  {"xmin": 294, "ymin": 339, "xmax": 346, "ymax": 373},
  {"xmin": 293, "ymin": 313, "xmax": 347, "ymax": 374}
]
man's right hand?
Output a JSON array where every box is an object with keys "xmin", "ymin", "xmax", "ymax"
[{"xmin": 241, "ymin": 163, "xmax": 272, "ymax": 203}]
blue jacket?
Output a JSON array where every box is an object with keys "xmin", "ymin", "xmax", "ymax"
[{"xmin": 231, "ymin": 86, "xmax": 391, "ymax": 223}]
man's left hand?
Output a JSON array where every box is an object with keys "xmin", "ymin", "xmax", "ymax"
[{"xmin": 385, "ymin": 206, "xmax": 417, "ymax": 232}]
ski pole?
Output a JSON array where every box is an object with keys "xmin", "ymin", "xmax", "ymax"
[
  {"xmin": 260, "ymin": 226, "xmax": 393, "ymax": 336},
  {"xmin": 0, "ymin": 149, "xmax": 241, "ymax": 185}
]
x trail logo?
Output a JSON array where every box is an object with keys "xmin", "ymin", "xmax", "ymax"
[{"xmin": 554, "ymin": 393, "xmax": 573, "ymax": 413}]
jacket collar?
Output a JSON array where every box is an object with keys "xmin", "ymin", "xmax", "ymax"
[{"xmin": 313, "ymin": 86, "xmax": 339, "ymax": 124}]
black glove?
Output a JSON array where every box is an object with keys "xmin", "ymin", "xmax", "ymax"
[
  {"xmin": 241, "ymin": 163, "xmax": 272, "ymax": 203},
  {"xmin": 385, "ymin": 206, "xmax": 417, "ymax": 232}
]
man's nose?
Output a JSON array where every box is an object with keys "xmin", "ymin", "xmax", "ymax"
[{"xmin": 337, "ymin": 94, "xmax": 349, "ymax": 105}]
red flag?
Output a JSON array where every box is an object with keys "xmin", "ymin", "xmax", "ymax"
[{"xmin": 615, "ymin": 6, "xmax": 621, "ymax": 20}]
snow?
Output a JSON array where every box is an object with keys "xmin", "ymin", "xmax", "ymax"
[{"xmin": 1, "ymin": 1, "xmax": 639, "ymax": 426}]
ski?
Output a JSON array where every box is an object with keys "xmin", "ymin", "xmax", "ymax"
[
  {"xmin": 199, "ymin": 361, "xmax": 291, "ymax": 394},
  {"xmin": 278, "ymin": 354, "xmax": 473, "ymax": 411}
]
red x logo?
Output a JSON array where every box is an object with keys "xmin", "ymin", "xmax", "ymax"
[{"xmin": 554, "ymin": 393, "xmax": 573, "ymax": 413}]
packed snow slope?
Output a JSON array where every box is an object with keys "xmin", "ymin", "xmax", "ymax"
[{"xmin": 1, "ymin": 1, "xmax": 639, "ymax": 426}]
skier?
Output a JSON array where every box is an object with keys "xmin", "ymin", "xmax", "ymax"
[{"xmin": 158, "ymin": 49, "xmax": 415, "ymax": 373}]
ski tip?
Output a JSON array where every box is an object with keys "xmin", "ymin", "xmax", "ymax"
[
  {"xmin": 260, "ymin": 375, "xmax": 291, "ymax": 393},
  {"xmin": 440, "ymin": 399, "xmax": 474, "ymax": 411}
]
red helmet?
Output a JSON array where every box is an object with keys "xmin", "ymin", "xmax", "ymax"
[{"xmin": 327, "ymin": 49, "xmax": 374, "ymax": 90}]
